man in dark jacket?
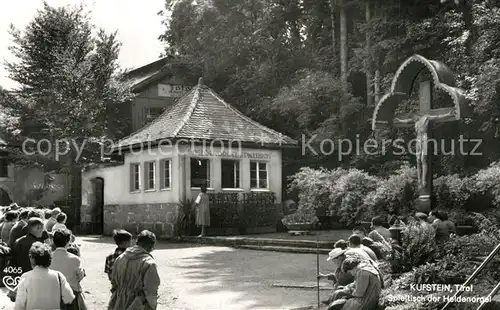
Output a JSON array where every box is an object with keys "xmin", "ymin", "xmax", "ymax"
[
  {"xmin": 8, "ymin": 208, "xmax": 30, "ymax": 248},
  {"xmin": 108, "ymin": 230, "xmax": 160, "ymax": 310},
  {"xmin": 21, "ymin": 209, "xmax": 49, "ymax": 241},
  {"xmin": 12, "ymin": 217, "xmax": 45, "ymax": 275}
]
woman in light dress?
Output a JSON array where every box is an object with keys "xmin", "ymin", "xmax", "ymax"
[
  {"xmin": 15, "ymin": 242, "xmax": 75, "ymax": 310},
  {"xmin": 195, "ymin": 183, "xmax": 210, "ymax": 237}
]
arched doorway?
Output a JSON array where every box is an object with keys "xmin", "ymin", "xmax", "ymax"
[
  {"xmin": 0, "ymin": 188, "xmax": 11, "ymax": 206},
  {"xmin": 90, "ymin": 178, "xmax": 104, "ymax": 234}
]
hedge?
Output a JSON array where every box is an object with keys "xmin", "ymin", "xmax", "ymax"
[
  {"xmin": 288, "ymin": 161, "xmax": 500, "ymax": 226},
  {"xmin": 208, "ymin": 192, "xmax": 277, "ymax": 229}
]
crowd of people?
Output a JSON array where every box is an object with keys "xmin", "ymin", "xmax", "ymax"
[
  {"xmin": 319, "ymin": 211, "xmax": 456, "ymax": 310},
  {"xmin": 0, "ymin": 200, "xmax": 457, "ymax": 310},
  {"xmin": 0, "ymin": 204, "xmax": 161, "ymax": 310}
]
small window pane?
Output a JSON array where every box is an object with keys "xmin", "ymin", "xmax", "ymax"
[
  {"xmin": 191, "ymin": 158, "xmax": 210, "ymax": 188},
  {"xmin": 222, "ymin": 160, "xmax": 240, "ymax": 188},
  {"xmin": 130, "ymin": 163, "xmax": 140, "ymax": 191},
  {"xmin": 161, "ymin": 159, "xmax": 171, "ymax": 188},
  {"xmin": 250, "ymin": 161, "xmax": 267, "ymax": 189},
  {"xmin": 145, "ymin": 161, "xmax": 155, "ymax": 190}
]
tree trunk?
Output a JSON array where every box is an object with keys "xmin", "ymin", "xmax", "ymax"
[
  {"xmin": 374, "ymin": 69, "xmax": 381, "ymax": 104},
  {"xmin": 330, "ymin": 0, "xmax": 336, "ymax": 65},
  {"xmin": 339, "ymin": 0, "xmax": 348, "ymax": 92},
  {"xmin": 365, "ymin": 0, "xmax": 373, "ymax": 106},
  {"xmin": 67, "ymin": 146, "xmax": 82, "ymax": 232}
]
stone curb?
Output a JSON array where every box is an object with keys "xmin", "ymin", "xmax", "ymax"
[
  {"xmin": 235, "ymin": 245, "xmax": 330, "ymax": 254},
  {"xmin": 180, "ymin": 236, "xmax": 334, "ymax": 249},
  {"xmin": 178, "ymin": 236, "xmax": 333, "ymax": 254}
]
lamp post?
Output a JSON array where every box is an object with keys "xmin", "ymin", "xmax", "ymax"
[{"xmin": 389, "ymin": 218, "xmax": 405, "ymax": 245}]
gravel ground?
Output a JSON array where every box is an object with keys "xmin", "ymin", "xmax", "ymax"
[{"xmin": 1, "ymin": 236, "xmax": 334, "ymax": 309}]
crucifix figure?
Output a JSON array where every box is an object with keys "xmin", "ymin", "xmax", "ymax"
[
  {"xmin": 394, "ymin": 109, "xmax": 454, "ymax": 188},
  {"xmin": 391, "ymin": 81, "xmax": 456, "ymax": 192}
]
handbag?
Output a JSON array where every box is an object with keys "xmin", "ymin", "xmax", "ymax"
[
  {"xmin": 76, "ymin": 291, "xmax": 88, "ymax": 310},
  {"xmin": 57, "ymin": 273, "xmax": 71, "ymax": 309}
]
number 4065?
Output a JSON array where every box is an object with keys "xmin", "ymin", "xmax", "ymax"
[{"xmin": 3, "ymin": 267, "xmax": 22, "ymax": 274}]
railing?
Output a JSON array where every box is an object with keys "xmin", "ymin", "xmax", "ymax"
[
  {"xmin": 477, "ymin": 281, "xmax": 500, "ymax": 310},
  {"xmin": 441, "ymin": 243, "xmax": 500, "ymax": 310}
]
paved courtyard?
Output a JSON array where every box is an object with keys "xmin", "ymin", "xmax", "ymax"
[{"xmin": 1, "ymin": 236, "xmax": 334, "ymax": 310}]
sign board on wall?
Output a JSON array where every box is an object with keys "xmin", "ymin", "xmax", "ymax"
[
  {"xmin": 158, "ymin": 84, "xmax": 192, "ymax": 97},
  {"xmin": 191, "ymin": 149, "xmax": 271, "ymax": 160}
]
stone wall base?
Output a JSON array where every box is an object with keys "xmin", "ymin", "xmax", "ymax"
[
  {"xmin": 207, "ymin": 226, "xmax": 276, "ymax": 236},
  {"xmin": 102, "ymin": 203, "xmax": 179, "ymax": 238},
  {"xmin": 79, "ymin": 204, "xmax": 102, "ymax": 235}
]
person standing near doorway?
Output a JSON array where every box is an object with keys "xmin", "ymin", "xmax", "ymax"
[{"xmin": 195, "ymin": 184, "xmax": 210, "ymax": 237}]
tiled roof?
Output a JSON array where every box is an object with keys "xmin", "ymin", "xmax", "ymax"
[
  {"xmin": 122, "ymin": 57, "xmax": 171, "ymax": 92},
  {"xmin": 113, "ymin": 78, "xmax": 297, "ymax": 150}
]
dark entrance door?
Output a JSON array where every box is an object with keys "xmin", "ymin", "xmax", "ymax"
[
  {"xmin": 0, "ymin": 188, "xmax": 12, "ymax": 206},
  {"xmin": 91, "ymin": 178, "xmax": 104, "ymax": 234}
]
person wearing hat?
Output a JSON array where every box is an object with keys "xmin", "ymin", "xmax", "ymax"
[
  {"xmin": 318, "ymin": 248, "xmax": 356, "ymax": 305},
  {"xmin": 45, "ymin": 208, "xmax": 61, "ymax": 232}
]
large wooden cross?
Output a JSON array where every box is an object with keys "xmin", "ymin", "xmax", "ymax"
[
  {"xmin": 376, "ymin": 80, "xmax": 457, "ymax": 210},
  {"xmin": 395, "ymin": 80, "xmax": 456, "ymax": 194},
  {"xmin": 373, "ymin": 55, "xmax": 468, "ymax": 213}
]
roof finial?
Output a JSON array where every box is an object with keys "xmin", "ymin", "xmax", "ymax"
[{"xmin": 198, "ymin": 77, "xmax": 203, "ymax": 86}]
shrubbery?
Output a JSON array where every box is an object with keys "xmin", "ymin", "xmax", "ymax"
[
  {"xmin": 389, "ymin": 221, "xmax": 437, "ymax": 274},
  {"xmin": 363, "ymin": 164, "xmax": 418, "ymax": 219},
  {"xmin": 287, "ymin": 163, "xmax": 500, "ymax": 308},
  {"xmin": 329, "ymin": 169, "xmax": 379, "ymax": 226},
  {"xmin": 287, "ymin": 167, "xmax": 348, "ymax": 215},
  {"xmin": 287, "ymin": 162, "xmax": 500, "ymax": 226},
  {"xmin": 208, "ymin": 192, "xmax": 278, "ymax": 229},
  {"xmin": 379, "ymin": 227, "xmax": 500, "ymax": 309},
  {"xmin": 287, "ymin": 167, "xmax": 379, "ymax": 226}
]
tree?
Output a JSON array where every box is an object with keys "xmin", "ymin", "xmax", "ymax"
[
  {"xmin": 159, "ymin": 0, "xmax": 500, "ymax": 177},
  {"xmin": 364, "ymin": 0, "xmax": 373, "ymax": 107},
  {"xmin": 1, "ymin": 2, "xmax": 132, "ymax": 225}
]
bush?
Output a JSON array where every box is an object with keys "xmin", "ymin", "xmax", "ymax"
[
  {"xmin": 439, "ymin": 230, "xmax": 500, "ymax": 260},
  {"xmin": 413, "ymin": 256, "xmax": 474, "ymax": 285},
  {"xmin": 209, "ymin": 193, "xmax": 239, "ymax": 228},
  {"xmin": 242, "ymin": 192, "xmax": 277, "ymax": 227},
  {"xmin": 287, "ymin": 162, "xmax": 500, "ymax": 229},
  {"xmin": 433, "ymin": 174, "xmax": 472, "ymax": 210},
  {"xmin": 389, "ymin": 221, "xmax": 437, "ymax": 274},
  {"xmin": 363, "ymin": 164, "xmax": 418, "ymax": 219},
  {"xmin": 328, "ymin": 169, "xmax": 379, "ymax": 226},
  {"xmin": 470, "ymin": 161, "xmax": 500, "ymax": 208},
  {"xmin": 288, "ymin": 167, "xmax": 379, "ymax": 227},
  {"xmin": 288, "ymin": 167, "xmax": 348, "ymax": 215},
  {"xmin": 281, "ymin": 211, "xmax": 319, "ymax": 225},
  {"xmin": 208, "ymin": 192, "xmax": 278, "ymax": 229}
]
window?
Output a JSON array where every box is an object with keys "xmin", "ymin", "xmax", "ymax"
[
  {"xmin": 130, "ymin": 163, "xmax": 140, "ymax": 192},
  {"xmin": 145, "ymin": 107, "xmax": 165, "ymax": 123},
  {"xmin": 144, "ymin": 161, "xmax": 156, "ymax": 190},
  {"xmin": 160, "ymin": 159, "xmax": 171, "ymax": 189},
  {"xmin": 190, "ymin": 158, "xmax": 210, "ymax": 188},
  {"xmin": 221, "ymin": 160, "xmax": 240, "ymax": 189},
  {"xmin": 0, "ymin": 157, "xmax": 8, "ymax": 178},
  {"xmin": 250, "ymin": 161, "xmax": 268, "ymax": 189}
]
